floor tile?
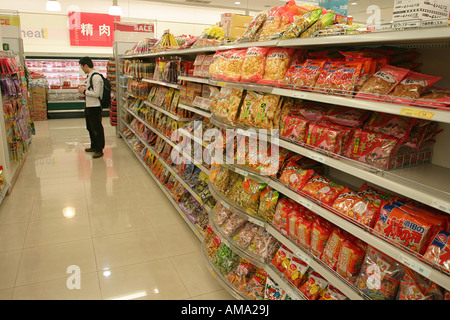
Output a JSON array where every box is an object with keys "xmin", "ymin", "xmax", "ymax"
[
  {"xmin": 0, "ymin": 250, "xmax": 22, "ymax": 290},
  {"xmin": 0, "ymin": 223, "xmax": 28, "ymax": 252},
  {"xmin": 98, "ymin": 259, "xmax": 190, "ymax": 300},
  {"xmin": 155, "ymin": 222, "xmax": 202, "ymax": 257}
]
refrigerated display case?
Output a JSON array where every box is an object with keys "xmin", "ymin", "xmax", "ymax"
[{"xmin": 25, "ymin": 57, "xmax": 109, "ymax": 117}]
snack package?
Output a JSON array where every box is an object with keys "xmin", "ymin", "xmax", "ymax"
[
  {"xmin": 356, "ymin": 65, "xmax": 410, "ymax": 100},
  {"xmin": 346, "ymin": 129, "xmax": 400, "ymax": 170},
  {"xmin": 301, "ymin": 10, "xmax": 335, "ymax": 38},
  {"xmin": 321, "ymin": 229, "xmax": 347, "ymax": 270},
  {"xmin": 335, "ymin": 60, "xmax": 363, "ymax": 93},
  {"xmin": 264, "ymin": 277, "xmax": 287, "ymax": 300},
  {"xmin": 249, "ymin": 228, "xmax": 278, "ymax": 259},
  {"xmin": 280, "ymin": 114, "xmax": 309, "ymax": 143},
  {"xmin": 226, "ymin": 88, "xmax": 245, "ymax": 124},
  {"xmin": 364, "ymin": 112, "xmax": 416, "ymax": 140},
  {"xmin": 227, "ymin": 259, "xmax": 257, "ymax": 292},
  {"xmin": 322, "ymin": 105, "xmax": 370, "ymax": 128},
  {"xmin": 279, "ymin": 161, "xmax": 315, "ymax": 191},
  {"xmin": 253, "ymin": 93, "xmax": 283, "ymax": 130},
  {"xmin": 282, "ymin": 57, "xmax": 306, "ymax": 88},
  {"xmin": 295, "ymin": 214, "xmax": 314, "ymax": 250},
  {"xmin": 223, "ymin": 49, "xmax": 247, "ymax": 82},
  {"xmin": 242, "ymin": 268, "xmax": 269, "ymax": 300},
  {"xmin": 314, "ymin": 60, "xmax": 343, "ymax": 93},
  {"xmin": 302, "ymin": 175, "xmax": 349, "ymax": 206},
  {"xmin": 213, "ymin": 203, "xmax": 232, "ymax": 226},
  {"xmin": 391, "ymin": 71, "xmax": 441, "ymax": 101},
  {"xmin": 260, "ymin": 48, "xmax": 295, "ymax": 85},
  {"xmin": 221, "ymin": 212, "xmax": 247, "ymax": 236},
  {"xmin": 319, "ymin": 285, "xmax": 348, "ymax": 300},
  {"xmin": 209, "ymin": 50, "xmax": 230, "ymax": 80},
  {"xmin": 271, "ymin": 245, "xmax": 293, "ymax": 273},
  {"xmin": 258, "ymin": 6, "xmax": 284, "ymax": 40},
  {"xmin": 294, "ymin": 59, "xmax": 327, "ymax": 89},
  {"xmin": 424, "ymin": 230, "xmax": 450, "ymax": 272},
  {"xmin": 281, "ymin": 9, "xmax": 322, "ymax": 39},
  {"xmin": 284, "ymin": 255, "xmax": 309, "ymax": 287},
  {"xmin": 272, "ymin": 198, "xmax": 298, "ymax": 236},
  {"xmin": 258, "ymin": 186, "xmax": 280, "ymax": 222},
  {"xmin": 233, "ymin": 222, "xmax": 260, "ymax": 248},
  {"xmin": 309, "ymin": 218, "xmax": 333, "ymax": 258},
  {"xmin": 238, "ymin": 91, "xmax": 263, "ymax": 126},
  {"xmin": 241, "ymin": 47, "xmax": 270, "ymax": 83},
  {"xmin": 240, "ymin": 178, "xmax": 267, "ymax": 216},
  {"xmin": 374, "ymin": 202, "xmax": 434, "ymax": 255},
  {"xmin": 306, "ymin": 122, "xmax": 352, "ymax": 156},
  {"xmin": 299, "ymin": 271, "xmax": 329, "ymax": 300},
  {"xmin": 397, "ymin": 267, "xmax": 444, "ymax": 300},
  {"xmin": 335, "ymin": 239, "xmax": 366, "ymax": 283},
  {"xmin": 356, "ymin": 246, "xmax": 405, "ymax": 300},
  {"xmin": 239, "ymin": 12, "xmax": 268, "ymax": 42}
]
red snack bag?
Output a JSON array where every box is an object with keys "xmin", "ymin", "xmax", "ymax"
[
  {"xmin": 282, "ymin": 57, "xmax": 305, "ymax": 88},
  {"xmin": 346, "ymin": 129, "xmax": 400, "ymax": 170},
  {"xmin": 295, "ymin": 101, "xmax": 329, "ymax": 121},
  {"xmin": 398, "ymin": 267, "xmax": 445, "ymax": 300},
  {"xmin": 356, "ymin": 65, "xmax": 410, "ymax": 100},
  {"xmin": 321, "ymin": 229, "xmax": 347, "ymax": 270},
  {"xmin": 310, "ymin": 218, "xmax": 332, "ymax": 258},
  {"xmin": 319, "ymin": 285, "xmax": 348, "ymax": 300},
  {"xmin": 391, "ymin": 71, "xmax": 442, "ymax": 101},
  {"xmin": 299, "ymin": 271, "xmax": 329, "ymax": 300},
  {"xmin": 314, "ymin": 60, "xmax": 344, "ymax": 93},
  {"xmin": 284, "ymin": 255, "xmax": 309, "ymax": 288},
  {"xmin": 302, "ymin": 175, "xmax": 349, "ymax": 206},
  {"xmin": 374, "ymin": 202, "xmax": 434, "ymax": 254},
  {"xmin": 271, "ymin": 245, "xmax": 293, "ymax": 273},
  {"xmin": 279, "ymin": 161, "xmax": 315, "ymax": 191},
  {"xmin": 296, "ymin": 214, "xmax": 314, "ymax": 250},
  {"xmin": 323, "ymin": 105, "xmax": 370, "ymax": 127},
  {"xmin": 306, "ymin": 122, "xmax": 352, "ymax": 155},
  {"xmin": 334, "ymin": 60, "xmax": 363, "ymax": 93},
  {"xmin": 294, "ymin": 59, "xmax": 327, "ymax": 89},
  {"xmin": 280, "ymin": 114, "xmax": 310, "ymax": 143},
  {"xmin": 424, "ymin": 230, "xmax": 450, "ymax": 272},
  {"xmin": 272, "ymin": 198, "xmax": 294, "ymax": 236},
  {"xmin": 336, "ymin": 239, "xmax": 365, "ymax": 283},
  {"xmin": 260, "ymin": 47, "xmax": 295, "ymax": 85},
  {"xmin": 240, "ymin": 47, "xmax": 270, "ymax": 83},
  {"xmin": 364, "ymin": 112, "xmax": 416, "ymax": 140},
  {"xmin": 288, "ymin": 210, "xmax": 303, "ymax": 241}
]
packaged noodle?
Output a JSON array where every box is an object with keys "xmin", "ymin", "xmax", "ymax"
[
  {"xmin": 260, "ymin": 48, "xmax": 295, "ymax": 85},
  {"xmin": 241, "ymin": 47, "xmax": 270, "ymax": 83},
  {"xmin": 281, "ymin": 9, "xmax": 322, "ymax": 39},
  {"xmin": 301, "ymin": 10, "xmax": 335, "ymax": 38}
]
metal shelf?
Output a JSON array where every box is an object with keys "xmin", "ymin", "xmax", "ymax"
[
  {"xmin": 177, "ymin": 103, "xmax": 211, "ymax": 118},
  {"xmin": 142, "ymin": 78, "xmax": 180, "ymax": 89}
]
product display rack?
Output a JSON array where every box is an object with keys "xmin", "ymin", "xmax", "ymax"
[{"xmin": 120, "ymin": 24, "xmax": 450, "ymax": 300}]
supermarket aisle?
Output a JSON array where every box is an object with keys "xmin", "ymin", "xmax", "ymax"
[{"xmin": 0, "ymin": 117, "xmax": 233, "ymax": 300}]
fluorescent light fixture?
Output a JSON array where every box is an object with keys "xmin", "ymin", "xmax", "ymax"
[
  {"xmin": 109, "ymin": 0, "xmax": 122, "ymax": 16},
  {"xmin": 46, "ymin": 0, "xmax": 61, "ymax": 12},
  {"xmin": 235, "ymin": 1, "xmax": 241, "ymax": 4}
]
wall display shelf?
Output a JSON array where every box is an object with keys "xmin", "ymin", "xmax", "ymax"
[{"xmin": 118, "ymin": 25, "xmax": 450, "ymax": 300}]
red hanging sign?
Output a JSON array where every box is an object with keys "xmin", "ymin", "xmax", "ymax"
[
  {"xmin": 68, "ymin": 11, "xmax": 120, "ymax": 47},
  {"xmin": 115, "ymin": 22, "xmax": 155, "ymax": 33}
]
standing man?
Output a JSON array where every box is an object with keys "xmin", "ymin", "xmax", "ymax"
[{"xmin": 78, "ymin": 56, "xmax": 105, "ymax": 159}]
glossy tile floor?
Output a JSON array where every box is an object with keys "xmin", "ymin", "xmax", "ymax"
[{"xmin": 0, "ymin": 117, "xmax": 234, "ymax": 300}]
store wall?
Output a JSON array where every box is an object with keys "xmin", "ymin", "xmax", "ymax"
[{"xmin": 2, "ymin": 0, "xmax": 245, "ymax": 57}]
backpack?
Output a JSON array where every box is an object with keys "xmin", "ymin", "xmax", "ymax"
[{"xmin": 89, "ymin": 72, "xmax": 112, "ymax": 109}]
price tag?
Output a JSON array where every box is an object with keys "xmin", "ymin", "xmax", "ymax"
[
  {"xmin": 400, "ymin": 107, "xmax": 434, "ymax": 120},
  {"xmin": 432, "ymin": 199, "xmax": 450, "ymax": 214},
  {"xmin": 308, "ymin": 152, "xmax": 326, "ymax": 164},
  {"xmin": 298, "ymin": 198, "xmax": 313, "ymax": 210},
  {"xmin": 295, "ymin": 250, "xmax": 311, "ymax": 265},
  {"xmin": 399, "ymin": 255, "xmax": 431, "ymax": 278},
  {"xmin": 217, "ymin": 81, "xmax": 226, "ymax": 87}
]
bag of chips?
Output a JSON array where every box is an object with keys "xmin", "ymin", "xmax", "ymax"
[
  {"xmin": 238, "ymin": 91, "xmax": 263, "ymax": 127},
  {"xmin": 241, "ymin": 47, "xmax": 270, "ymax": 83},
  {"xmin": 302, "ymin": 175, "xmax": 350, "ymax": 206},
  {"xmin": 314, "ymin": 60, "xmax": 343, "ymax": 93},
  {"xmin": 281, "ymin": 9, "xmax": 322, "ymax": 39},
  {"xmin": 364, "ymin": 112, "xmax": 416, "ymax": 140},
  {"xmin": 284, "ymin": 255, "xmax": 309, "ymax": 287},
  {"xmin": 424, "ymin": 230, "xmax": 450, "ymax": 272},
  {"xmin": 309, "ymin": 218, "xmax": 333, "ymax": 258},
  {"xmin": 209, "ymin": 50, "xmax": 230, "ymax": 80},
  {"xmin": 319, "ymin": 285, "xmax": 348, "ymax": 300},
  {"xmin": 321, "ymin": 229, "xmax": 347, "ymax": 270},
  {"xmin": 280, "ymin": 114, "xmax": 309, "ymax": 143},
  {"xmin": 239, "ymin": 12, "xmax": 268, "ymax": 42},
  {"xmin": 306, "ymin": 122, "xmax": 353, "ymax": 156},
  {"xmin": 258, "ymin": 186, "xmax": 280, "ymax": 222},
  {"xmin": 260, "ymin": 48, "xmax": 295, "ymax": 85},
  {"xmin": 294, "ymin": 59, "xmax": 327, "ymax": 89},
  {"xmin": 279, "ymin": 160, "xmax": 315, "ymax": 191},
  {"xmin": 223, "ymin": 49, "xmax": 247, "ymax": 82},
  {"xmin": 254, "ymin": 93, "xmax": 283, "ymax": 130},
  {"xmin": 299, "ymin": 271, "xmax": 329, "ymax": 300},
  {"xmin": 322, "ymin": 105, "xmax": 370, "ymax": 128},
  {"xmin": 397, "ymin": 267, "xmax": 445, "ymax": 300},
  {"xmin": 336, "ymin": 239, "xmax": 366, "ymax": 283},
  {"xmin": 391, "ymin": 71, "xmax": 441, "ymax": 101},
  {"xmin": 272, "ymin": 245, "xmax": 293, "ymax": 273}
]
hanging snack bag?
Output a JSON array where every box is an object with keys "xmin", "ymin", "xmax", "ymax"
[
  {"xmin": 356, "ymin": 246, "xmax": 405, "ymax": 300},
  {"xmin": 294, "ymin": 59, "xmax": 327, "ymax": 89},
  {"xmin": 356, "ymin": 65, "xmax": 409, "ymax": 100},
  {"xmin": 209, "ymin": 50, "xmax": 230, "ymax": 80},
  {"xmin": 223, "ymin": 49, "xmax": 247, "ymax": 82},
  {"xmin": 299, "ymin": 271, "xmax": 329, "ymax": 300},
  {"xmin": 390, "ymin": 71, "xmax": 442, "ymax": 102},
  {"xmin": 260, "ymin": 48, "xmax": 295, "ymax": 85},
  {"xmin": 241, "ymin": 47, "xmax": 270, "ymax": 83},
  {"xmin": 239, "ymin": 12, "xmax": 268, "ymax": 42},
  {"xmin": 302, "ymin": 175, "xmax": 349, "ymax": 206}
]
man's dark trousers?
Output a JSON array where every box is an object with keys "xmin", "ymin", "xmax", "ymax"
[{"xmin": 85, "ymin": 106, "xmax": 105, "ymax": 152}]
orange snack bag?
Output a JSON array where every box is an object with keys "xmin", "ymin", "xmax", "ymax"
[
  {"xmin": 299, "ymin": 271, "xmax": 329, "ymax": 300},
  {"xmin": 271, "ymin": 245, "xmax": 292, "ymax": 273},
  {"xmin": 302, "ymin": 175, "xmax": 350, "ymax": 206},
  {"xmin": 294, "ymin": 59, "xmax": 327, "ymax": 89},
  {"xmin": 284, "ymin": 256, "xmax": 309, "ymax": 288},
  {"xmin": 321, "ymin": 229, "xmax": 347, "ymax": 270},
  {"xmin": 310, "ymin": 218, "xmax": 332, "ymax": 258},
  {"xmin": 336, "ymin": 239, "xmax": 366, "ymax": 283},
  {"xmin": 295, "ymin": 215, "xmax": 313, "ymax": 250}
]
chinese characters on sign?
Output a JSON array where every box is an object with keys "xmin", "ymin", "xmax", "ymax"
[{"xmin": 68, "ymin": 12, "xmax": 120, "ymax": 47}]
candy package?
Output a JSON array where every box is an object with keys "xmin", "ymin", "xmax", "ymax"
[
  {"xmin": 301, "ymin": 175, "xmax": 349, "ymax": 206},
  {"xmin": 233, "ymin": 222, "xmax": 260, "ymax": 248},
  {"xmin": 356, "ymin": 246, "xmax": 405, "ymax": 300},
  {"xmin": 213, "ymin": 203, "xmax": 232, "ymax": 226},
  {"xmin": 242, "ymin": 268, "xmax": 268, "ymax": 300},
  {"xmin": 248, "ymin": 228, "xmax": 279, "ymax": 259},
  {"xmin": 241, "ymin": 47, "xmax": 270, "ymax": 83},
  {"xmin": 264, "ymin": 277, "xmax": 287, "ymax": 300},
  {"xmin": 221, "ymin": 212, "xmax": 247, "ymax": 236},
  {"xmin": 227, "ymin": 259, "xmax": 257, "ymax": 292}
]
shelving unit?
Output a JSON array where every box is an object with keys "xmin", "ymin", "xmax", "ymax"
[{"xmin": 119, "ymin": 25, "xmax": 450, "ymax": 300}]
